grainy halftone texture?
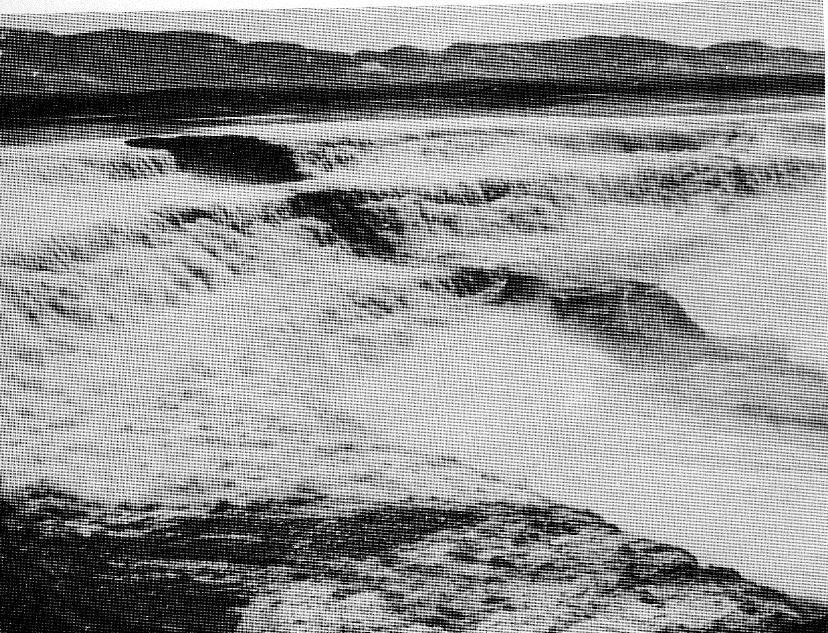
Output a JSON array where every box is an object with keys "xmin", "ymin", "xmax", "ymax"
[{"xmin": 0, "ymin": 4, "xmax": 826, "ymax": 632}]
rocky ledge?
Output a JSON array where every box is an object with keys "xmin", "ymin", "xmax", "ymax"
[
  {"xmin": 125, "ymin": 135, "xmax": 305, "ymax": 183},
  {"xmin": 1, "ymin": 433, "xmax": 824, "ymax": 633}
]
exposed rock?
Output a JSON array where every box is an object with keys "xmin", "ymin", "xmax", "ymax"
[
  {"xmin": 434, "ymin": 266, "xmax": 704, "ymax": 346},
  {"xmin": 546, "ymin": 280, "xmax": 705, "ymax": 344},
  {"xmin": 289, "ymin": 189, "xmax": 405, "ymax": 257},
  {"xmin": 0, "ymin": 433, "xmax": 821, "ymax": 632},
  {"xmin": 125, "ymin": 135, "xmax": 305, "ymax": 184}
]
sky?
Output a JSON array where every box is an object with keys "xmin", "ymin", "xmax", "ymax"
[{"xmin": 0, "ymin": 1, "xmax": 823, "ymax": 52}]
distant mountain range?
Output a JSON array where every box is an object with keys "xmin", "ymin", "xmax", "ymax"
[{"xmin": 0, "ymin": 28, "xmax": 823, "ymax": 95}]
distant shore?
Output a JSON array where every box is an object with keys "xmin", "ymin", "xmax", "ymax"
[{"xmin": 0, "ymin": 73, "xmax": 823, "ymax": 126}]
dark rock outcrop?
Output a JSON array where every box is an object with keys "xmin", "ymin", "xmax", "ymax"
[
  {"xmin": 1, "ymin": 477, "xmax": 818, "ymax": 632},
  {"xmin": 0, "ymin": 369, "xmax": 820, "ymax": 632},
  {"xmin": 546, "ymin": 280, "xmax": 705, "ymax": 344},
  {"xmin": 125, "ymin": 135, "xmax": 304, "ymax": 183},
  {"xmin": 434, "ymin": 266, "xmax": 704, "ymax": 345},
  {"xmin": 289, "ymin": 189, "xmax": 404, "ymax": 256}
]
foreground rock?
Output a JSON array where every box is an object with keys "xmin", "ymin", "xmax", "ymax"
[{"xmin": 1, "ymin": 431, "xmax": 823, "ymax": 633}]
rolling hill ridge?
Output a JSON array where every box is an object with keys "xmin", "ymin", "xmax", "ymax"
[{"xmin": 0, "ymin": 28, "xmax": 823, "ymax": 95}]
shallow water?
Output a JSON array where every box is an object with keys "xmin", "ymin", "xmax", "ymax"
[{"xmin": 1, "ymin": 95, "xmax": 825, "ymax": 600}]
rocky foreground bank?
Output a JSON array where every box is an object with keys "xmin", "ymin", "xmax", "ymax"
[{"xmin": 2, "ymin": 430, "xmax": 825, "ymax": 632}]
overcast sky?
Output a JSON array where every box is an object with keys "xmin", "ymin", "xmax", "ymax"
[{"xmin": 0, "ymin": 1, "xmax": 823, "ymax": 52}]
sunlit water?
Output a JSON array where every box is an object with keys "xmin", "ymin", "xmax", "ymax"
[{"xmin": 1, "ymin": 95, "xmax": 825, "ymax": 600}]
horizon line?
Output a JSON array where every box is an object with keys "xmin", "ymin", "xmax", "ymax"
[{"xmin": 1, "ymin": 25, "xmax": 824, "ymax": 55}]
